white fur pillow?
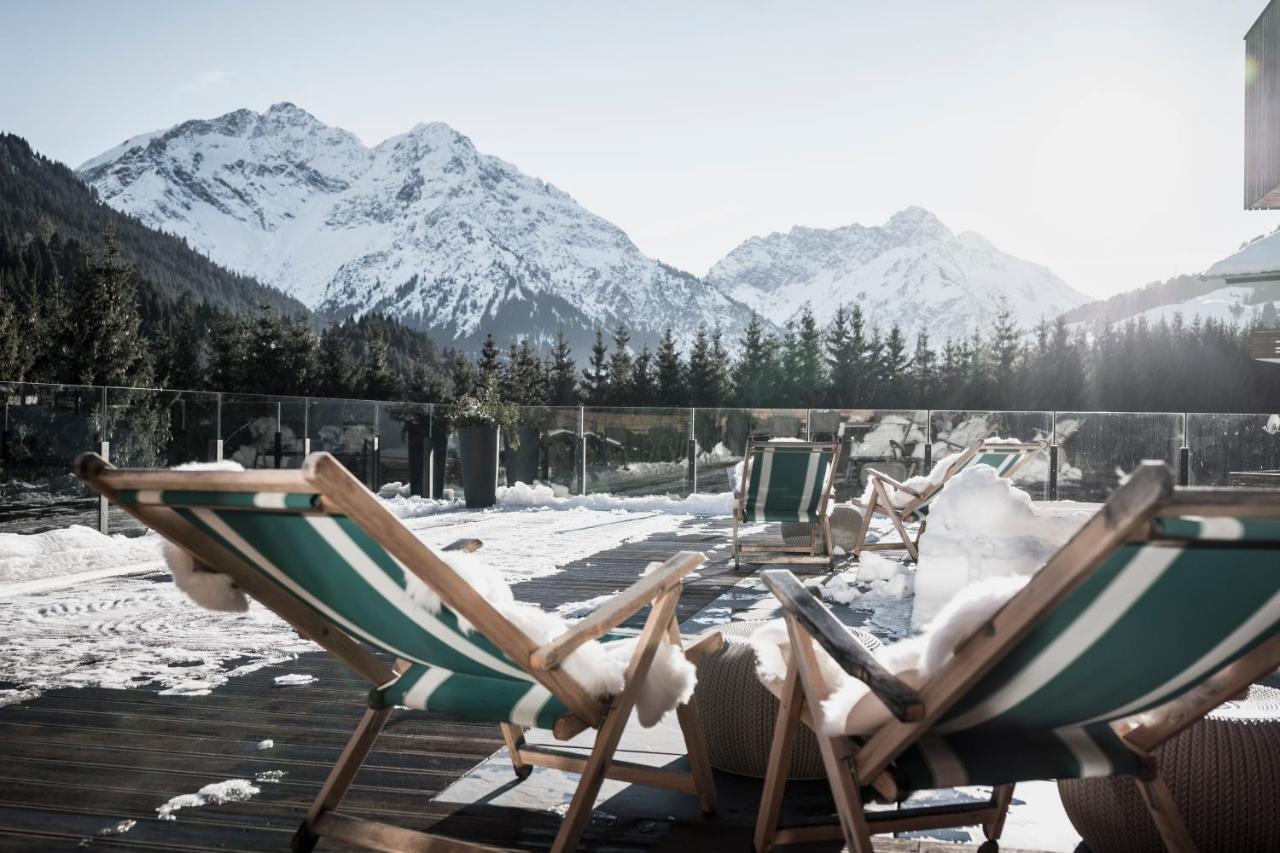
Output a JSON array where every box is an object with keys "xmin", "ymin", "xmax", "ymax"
[
  {"xmin": 751, "ymin": 574, "xmax": 1027, "ymax": 736},
  {"xmin": 161, "ymin": 460, "xmax": 249, "ymax": 612}
]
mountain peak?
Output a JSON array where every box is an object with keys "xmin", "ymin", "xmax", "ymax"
[{"xmin": 883, "ymin": 205, "xmax": 951, "ymax": 241}]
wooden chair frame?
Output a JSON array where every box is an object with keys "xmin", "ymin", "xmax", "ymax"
[
  {"xmin": 755, "ymin": 462, "xmax": 1280, "ymax": 852},
  {"xmin": 853, "ymin": 440, "xmax": 1047, "ymax": 561},
  {"xmin": 732, "ymin": 439, "xmax": 840, "ymax": 571},
  {"xmin": 75, "ymin": 451, "xmax": 722, "ymax": 853}
]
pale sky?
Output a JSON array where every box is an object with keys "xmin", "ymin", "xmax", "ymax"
[{"xmin": 4, "ymin": 0, "xmax": 1278, "ymax": 297}]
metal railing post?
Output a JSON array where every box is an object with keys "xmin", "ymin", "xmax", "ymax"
[
  {"xmin": 579, "ymin": 406, "xmax": 587, "ymax": 496},
  {"xmin": 922, "ymin": 409, "xmax": 932, "ymax": 471},
  {"xmin": 96, "ymin": 439, "xmax": 110, "ymax": 534},
  {"xmin": 1048, "ymin": 444, "xmax": 1059, "ymax": 501},
  {"xmin": 687, "ymin": 408, "xmax": 697, "ymax": 493}
]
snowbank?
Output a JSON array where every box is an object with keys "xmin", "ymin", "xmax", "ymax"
[
  {"xmin": 912, "ymin": 466, "xmax": 1090, "ymax": 627},
  {"xmin": 0, "ymin": 525, "xmax": 163, "ymax": 590},
  {"xmin": 381, "ymin": 481, "xmax": 733, "ymax": 520}
]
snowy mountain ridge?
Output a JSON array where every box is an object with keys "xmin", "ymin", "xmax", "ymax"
[
  {"xmin": 706, "ymin": 207, "xmax": 1089, "ymax": 342},
  {"xmin": 78, "ymin": 103, "xmax": 746, "ymax": 350}
]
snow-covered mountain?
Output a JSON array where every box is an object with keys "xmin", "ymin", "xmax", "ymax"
[
  {"xmin": 707, "ymin": 207, "xmax": 1088, "ymax": 341},
  {"xmin": 78, "ymin": 103, "xmax": 745, "ymax": 350}
]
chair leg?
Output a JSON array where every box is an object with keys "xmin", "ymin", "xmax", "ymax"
[
  {"xmin": 667, "ymin": 620, "xmax": 717, "ymax": 814},
  {"xmin": 853, "ymin": 485, "xmax": 878, "ymax": 557},
  {"xmin": 552, "ymin": 588, "xmax": 681, "ymax": 853},
  {"xmin": 754, "ymin": 666, "xmax": 805, "ymax": 853},
  {"xmin": 983, "ymin": 783, "xmax": 1015, "ymax": 841},
  {"xmin": 500, "ymin": 723, "xmax": 532, "ymax": 780},
  {"xmin": 292, "ymin": 705, "xmax": 390, "ymax": 852},
  {"xmin": 1137, "ymin": 768, "xmax": 1197, "ymax": 853},
  {"xmin": 816, "ymin": 734, "xmax": 875, "ymax": 853},
  {"xmin": 876, "ymin": 481, "xmax": 918, "ymax": 561}
]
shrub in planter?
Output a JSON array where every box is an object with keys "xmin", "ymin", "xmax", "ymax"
[{"xmin": 443, "ymin": 379, "xmax": 520, "ymax": 508}]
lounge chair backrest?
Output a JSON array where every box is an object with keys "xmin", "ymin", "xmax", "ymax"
[
  {"xmin": 100, "ymin": 467, "xmax": 581, "ymax": 729},
  {"xmin": 743, "ymin": 442, "xmax": 836, "ymax": 523},
  {"xmin": 933, "ymin": 514, "xmax": 1280, "ymax": 738}
]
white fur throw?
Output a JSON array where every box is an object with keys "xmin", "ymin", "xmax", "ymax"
[
  {"xmin": 163, "ymin": 461, "xmax": 249, "ymax": 612},
  {"xmin": 751, "ymin": 574, "xmax": 1027, "ymax": 736}
]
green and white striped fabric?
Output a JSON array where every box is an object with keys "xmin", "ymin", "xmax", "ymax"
[
  {"xmin": 889, "ymin": 514, "xmax": 1280, "ymax": 790},
  {"xmin": 743, "ymin": 445, "xmax": 834, "ymax": 523},
  {"xmin": 114, "ymin": 489, "xmax": 586, "ymax": 729}
]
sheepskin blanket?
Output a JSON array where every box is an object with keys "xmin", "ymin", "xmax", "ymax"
[
  {"xmin": 750, "ymin": 574, "xmax": 1027, "ymax": 736},
  {"xmin": 160, "ymin": 462, "xmax": 694, "ymax": 727}
]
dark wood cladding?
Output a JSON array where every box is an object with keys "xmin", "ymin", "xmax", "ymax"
[{"xmin": 1247, "ymin": 0, "xmax": 1280, "ymax": 208}]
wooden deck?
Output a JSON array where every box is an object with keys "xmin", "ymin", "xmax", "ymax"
[{"xmin": 0, "ymin": 521, "xmax": 1049, "ymax": 852}]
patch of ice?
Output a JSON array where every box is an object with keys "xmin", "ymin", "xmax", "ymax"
[
  {"xmin": 273, "ymin": 673, "xmax": 317, "ymax": 686},
  {"xmin": 255, "ymin": 739, "xmax": 274, "ymax": 750},
  {"xmin": 254, "ymin": 770, "xmax": 286, "ymax": 783},
  {"xmin": 156, "ymin": 779, "xmax": 260, "ymax": 820}
]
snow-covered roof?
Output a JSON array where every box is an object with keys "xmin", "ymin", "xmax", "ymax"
[{"xmin": 1204, "ymin": 230, "xmax": 1280, "ymax": 282}]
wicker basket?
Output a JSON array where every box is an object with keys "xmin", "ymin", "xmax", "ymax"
[
  {"xmin": 1058, "ymin": 685, "xmax": 1280, "ymax": 853},
  {"xmin": 693, "ymin": 620, "xmax": 882, "ymax": 779}
]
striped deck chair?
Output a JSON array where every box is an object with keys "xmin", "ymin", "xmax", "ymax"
[
  {"xmin": 74, "ymin": 451, "xmax": 721, "ymax": 853},
  {"xmin": 732, "ymin": 439, "xmax": 839, "ymax": 571},
  {"xmin": 854, "ymin": 439, "xmax": 1046, "ymax": 561},
  {"xmin": 753, "ymin": 462, "xmax": 1280, "ymax": 853}
]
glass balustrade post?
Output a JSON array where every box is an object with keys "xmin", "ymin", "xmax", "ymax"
[
  {"xmin": 1179, "ymin": 412, "xmax": 1191, "ymax": 486},
  {"xmin": 579, "ymin": 405, "xmax": 586, "ymax": 496},
  {"xmin": 687, "ymin": 407, "xmax": 697, "ymax": 494}
]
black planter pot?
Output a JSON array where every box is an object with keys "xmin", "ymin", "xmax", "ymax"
[
  {"xmin": 505, "ymin": 424, "xmax": 541, "ymax": 486},
  {"xmin": 457, "ymin": 425, "xmax": 499, "ymax": 508}
]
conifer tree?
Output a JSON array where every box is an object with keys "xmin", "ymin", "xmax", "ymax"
[
  {"xmin": 70, "ymin": 231, "xmax": 154, "ymax": 387},
  {"xmin": 316, "ymin": 324, "xmax": 358, "ymax": 398},
  {"xmin": 910, "ymin": 330, "xmax": 935, "ymax": 406},
  {"xmin": 631, "ymin": 345, "xmax": 655, "ymax": 405},
  {"xmin": 731, "ymin": 313, "xmax": 772, "ymax": 407},
  {"xmin": 824, "ymin": 306, "xmax": 858, "ymax": 407},
  {"xmin": 156, "ymin": 293, "xmax": 204, "ymax": 390},
  {"xmin": 477, "ymin": 333, "xmax": 502, "ymax": 384},
  {"xmin": 606, "ymin": 324, "xmax": 634, "ymax": 404},
  {"xmin": 546, "ymin": 331, "xmax": 578, "ymax": 405},
  {"xmin": 503, "ymin": 338, "xmax": 547, "ymax": 406},
  {"xmin": 361, "ymin": 328, "xmax": 400, "ymax": 400},
  {"xmin": 686, "ymin": 325, "xmax": 715, "ymax": 407},
  {"xmin": 880, "ymin": 324, "xmax": 908, "ymax": 405},
  {"xmin": 580, "ymin": 329, "xmax": 610, "ymax": 404},
  {"xmin": 655, "ymin": 327, "xmax": 686, "ymax": 407},
  {"xmin": 448, "ymin": 351, "xmax": 476, "ymax": 400}
]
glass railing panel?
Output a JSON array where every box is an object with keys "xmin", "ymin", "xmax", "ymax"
[
  {"xmin": 306, "ymin": 397, "xmax": 379, "ymax": 485},
  {"xmin": 582, "ymin": 407, "xmax": 691, "ymax": 496},
  {"xmin": 815, "ymin": 409, "xmax": 929, "ymax": 502},
  {"xmin": 1187, "ymin": 412, "xmax": 1280, "ymax": 486},
  {"xmin": 929, "ymin": 410, "xmax": 1055, "ymax": 499},
  {"xmin": 502, "ymin": 406, "xmax": 581, "ymax": 495},
  {"xmin": 377, "ymin": 402, "xmax": 430, "ymax": 495},
  {"xmin": 0, "ymin": 381, "xmax": 101, "ymax": 534},
  {"xmin": 218, "ymin": 393, "xmax": 309, "ymax": 469},
  {"xmin": 692, "ymin": 408, "xmax": 749, "ymax": 494},
  {"xmin": 1055, "ymin": 411, "xmax": 1183, "ymax": 501},
  {"xmin": 105, "ymin": 386, "xmax": 222, "ymax": 534}
]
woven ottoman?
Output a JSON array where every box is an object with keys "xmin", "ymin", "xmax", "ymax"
[
  {"xmin": 781, "ymin": 505, "xmax": 863, "ymax": 553},
  {"xmin": 1058, "ymin": 684, "xmax": 1280, "ymax": 853},
  {"xmin": 693, "ymin": 621, "xmax": 882, "ymax": 779}
]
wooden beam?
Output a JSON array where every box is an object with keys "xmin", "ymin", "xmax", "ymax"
[{"xmin": 761, "ymin": 569, "xmax": 923, "ymax": 723}]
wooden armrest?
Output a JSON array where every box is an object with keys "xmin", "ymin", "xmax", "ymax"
[
  {"xmin": 531, "ymin": 551, "xmax": 704, "ymax": 670},
  {"xmin": 761, "ymin": 569, "xmax": 924, "ymax": 723},
  {"xmin": 865, "ymin": 468, "xmax": 921, "ymax": 496}
]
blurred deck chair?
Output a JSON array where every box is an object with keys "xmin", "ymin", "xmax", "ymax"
[
  {"xmin": 853, "ymin": 440, "xmax": 1046, "ymax": 561},
  {"xmin": 75, "ymin": 451, "xmax": 720, "ymax": 853},
  {"xmin": 733, "ymin": 439, "xmax": 839, "ymax": 571},
  {"xmin": 754, "ymin": 462, "xmax": 1280, "ymax": 853}
]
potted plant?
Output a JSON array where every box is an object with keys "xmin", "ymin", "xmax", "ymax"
[{"xmin": 443, "ymin": 378, "xmax": 520, "ymax": 508}]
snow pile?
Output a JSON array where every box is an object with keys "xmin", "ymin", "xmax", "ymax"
[
  {"xmin": 156, "ymin": 779, "xmax": 260, "ymax": 820},
  {"xmin": 402, "ymin": 546, "xmax": 695, "ymax": 728},
  {"xmin": 255, "ymin": 739, "xmax": 274, "ymax": 751},
  {"xmin": 273, "ymin": 673, "xmax": 317, "ymax": 686},
  {"xmin": 858, "ymin": 447, "xmax": 966, "ymax": 509},
  {"xmin": 0, "ymin": 525, "xmax": 162, "ymax": 589},
  {"xmin": 912, "ymin": 466, "xmax": 1090, "ymax": 628},
  {"xmin": 751, "ymin": 574, "xmax": 1029, "ymax": 736}
]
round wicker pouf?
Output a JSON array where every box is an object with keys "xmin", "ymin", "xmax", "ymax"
[
  {"xmin": 693, "ymin": 621, "xmax": 883, "ymax": 779},
  {"xmin": 1058, "ymin": 685, "xmax": 1280, "ymax": 853}
]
